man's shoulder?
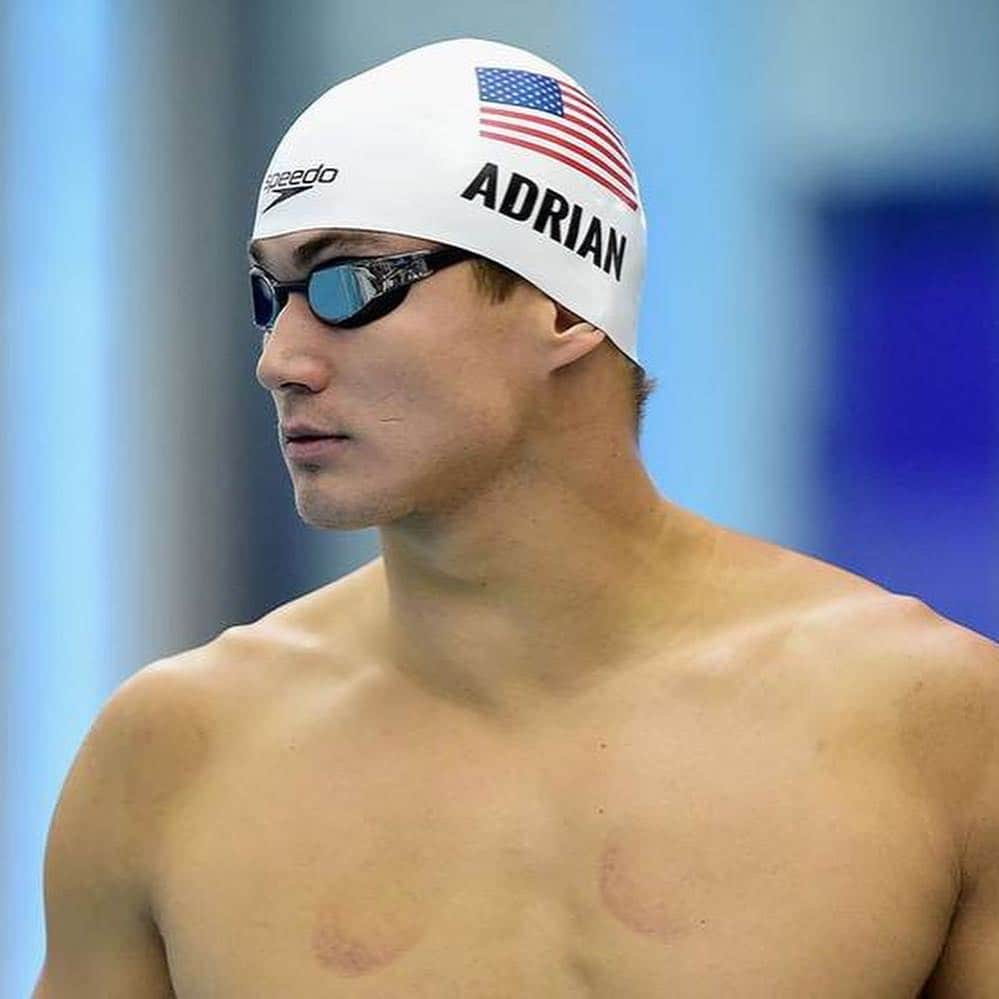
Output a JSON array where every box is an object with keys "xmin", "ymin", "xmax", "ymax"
[
  {"xmin": 775, "ymin": 550, "xmax": 999, "ymax": 736},
  {"xmin": 733, "ymin": 537, "xmax": 997, "ymax": 789},
  {"xmin": 232, "ymin": 556, "xmax": 382, "ymax": 649},
  {"xmin": 790, "ymin": 572, "xmax": 998, "ymax": 718},
  {"xmin": 90, "ymin": 637, "xmax": 235, "ymax": 807},
  {"xmin": 158, "ymin": 561, "xmax": 383, "ymax": 710},
  {"xmin": 91, "ymin": 578, "xmax": 375, "ymax": 843},
  {"xmin": 870, "ymin": 597, "xmax": 999, "ymax": 879},
  {"xmin": 740, "ymin": 535, "xmax": 997, "ymax": 690},
  {"xmin": 780, "ymin": 571, "xmax": 999, "ymax": 843},
  {"xmin": 760, "ymin": 565, "xmax": 999, "ymax": 992},
  {"xmin": 102, "ymin": 607, "xmax": 329, "ymax": 762},
  {"xmin": 107, "ymin": 559, "xmax": 384, "ymax": 757}
]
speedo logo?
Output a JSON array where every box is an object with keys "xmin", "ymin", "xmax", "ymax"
[{"xmin": 261, "ymin": 162, "xmax": 339, "ymax": 213}]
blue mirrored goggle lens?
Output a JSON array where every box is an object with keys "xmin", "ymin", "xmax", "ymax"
[{"xmin": 308, "ymin": 265, "xmax": 368, "ymax": 323}]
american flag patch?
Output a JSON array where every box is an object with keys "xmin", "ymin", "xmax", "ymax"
[{"xmin": 475, "ymin": 66, "xmax": 638, "ymax": 212}]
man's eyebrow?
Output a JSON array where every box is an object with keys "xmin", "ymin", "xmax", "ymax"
[{"xmin": 246, "ymin": 232, "xmax": 396, "ymax": 271}]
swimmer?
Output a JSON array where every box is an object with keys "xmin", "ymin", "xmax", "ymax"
[{"xmin": 35, "ymin": 38, "xmax": 998, "ymax": 997}]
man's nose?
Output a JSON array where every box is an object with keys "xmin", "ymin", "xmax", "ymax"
[{"xmin": 255, "ymin": 292, "xmax": 332, "ymax": 392}]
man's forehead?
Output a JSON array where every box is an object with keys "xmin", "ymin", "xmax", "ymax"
[{"xmin": 247, "ymin": 228, "xmax": 441, "ymax": 274}]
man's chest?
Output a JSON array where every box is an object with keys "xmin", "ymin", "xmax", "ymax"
[{"xmin": 152, "ymin": 665, "xmax": 958, "ymax": 997}]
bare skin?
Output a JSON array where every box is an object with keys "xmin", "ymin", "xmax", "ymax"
[
  {"xmin": 36, "ymin": 228, "xmax": 999, "ymax": 996},
  {"xmin": 42, "ymin": 542, "xmax": 997, "ymax": 998}
]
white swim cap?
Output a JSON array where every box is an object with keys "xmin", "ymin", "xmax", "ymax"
[{"xmin": 251, "ymin": 37, "xmax": 646, "ymax": 365}]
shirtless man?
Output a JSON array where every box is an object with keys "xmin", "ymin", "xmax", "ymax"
[{"xmin": 36, "ymin": 38, "xmax": 998, "ymax": 998}]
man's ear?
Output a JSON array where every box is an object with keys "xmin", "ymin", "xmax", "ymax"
[
  {"xmin": 553, "ymin": 300, "xmax": 586, "ymax": 333},
  {"xmin": 550, "ymin": 300, "xmax": 605, "ymax": 368}
]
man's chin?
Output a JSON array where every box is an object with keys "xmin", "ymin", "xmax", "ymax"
[{"xmin": 292, "ymin": 494, "xmax": 397, "ymax": 532}]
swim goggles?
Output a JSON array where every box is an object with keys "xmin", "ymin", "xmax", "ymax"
[{"xmin": 249, "ymin": 246, "xmax": 478, "ymax": 332}]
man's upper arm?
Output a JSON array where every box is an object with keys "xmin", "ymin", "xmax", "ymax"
[
  {"xmin": 34, "ymin": 652, "xmax": 215, "ymax": 997},
  {"xmin": 917, "ymin": 614, "xmax": 999, "ymax": 996}
]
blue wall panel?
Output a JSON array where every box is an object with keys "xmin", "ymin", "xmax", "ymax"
[{"xmin": 816, "ymin": 186, "xmax": 999, "ymax": 636}]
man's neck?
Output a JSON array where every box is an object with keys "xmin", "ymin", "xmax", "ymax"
[{"xmin": 370, "ymin": 467, "xmax": 720, "ymax": 728}]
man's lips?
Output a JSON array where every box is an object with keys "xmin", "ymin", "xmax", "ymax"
[
  {"xmin": 284, "ymin": 436, "xmax": 352, "ymax": 459},
  {"xmin": 281, "ymin": 421, "xmax": 350, "ymax": 441}
]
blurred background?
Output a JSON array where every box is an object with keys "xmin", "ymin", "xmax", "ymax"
[{"xmin": 2, "ymin": 0, "xmax": 997, "ymax": 991}]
